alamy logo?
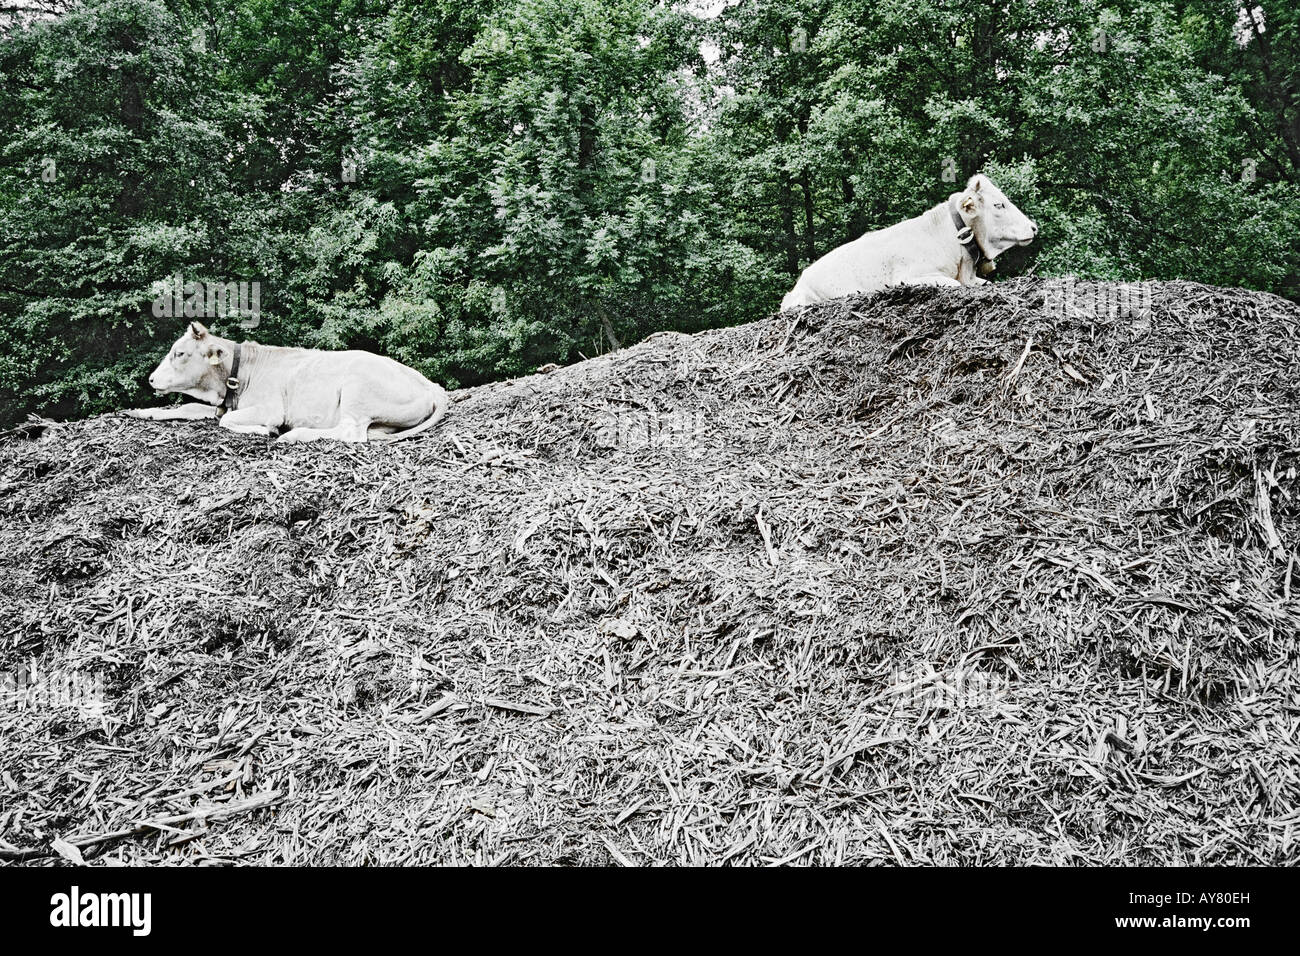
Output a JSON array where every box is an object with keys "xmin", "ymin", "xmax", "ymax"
[
  {"xmin": 50, "ymin": 886, "xmax": 151, "ymax": 936},
  {"xmin": 151, "ymin": 272, "xmax": 261, "ymax": 329},
  {"xmin": 595, "ymin": 407, "xmax": 705, "ymax": 452},
  {"xmin": 888, "ymin": 662, "xmax": 1009, "ymax": 710},
  {"xmin": 2, "ymin": 664, "xmax": 105, "ymax": 717},
  {"xmin": 1043, "ymin": 276, "xmax": 1152, "ymax": 320}
]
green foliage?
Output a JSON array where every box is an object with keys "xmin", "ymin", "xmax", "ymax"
[{"xmin": 0, "ymin": 0, "xmax": 1297, "ymax": 423}]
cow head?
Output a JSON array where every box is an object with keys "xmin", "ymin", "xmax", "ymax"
[
  {"xmin": 146, "ymin": 322, "xmax": 230, "ymax": 404},
  {"xmin": 956, "ymin": 174, "xmax": 1038, "ymax": 262}
]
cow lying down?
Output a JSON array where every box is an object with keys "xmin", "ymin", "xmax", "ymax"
[
  {"xmin": 125, "ymin": 322, "xmax": 449, "ymax": 443},
  {"xmin": 781, "ymin": 174, "xmax": 1039, "ymax": 310}
]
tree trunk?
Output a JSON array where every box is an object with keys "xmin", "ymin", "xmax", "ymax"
[
  {"xmin": 1247, "ymin": 8, "xmax": 1300, "ymax": 177},
  {"xmin": 799, "ymin": 168, "xmax": 815, "ymax": 264},
  {"xmin": 115, "ymin": 27, "xmax": 144, "ymax": 218},
  {"xmin": 597, "ymin": 304, "xmax": 621, "ymax": 351},
  {"xmin": 841, "ymin": 175, "xmax": 858, "ymax": 243},
  {"xmin": 779, "ymin": 177, "xmax": 799, "ymax": 276}
]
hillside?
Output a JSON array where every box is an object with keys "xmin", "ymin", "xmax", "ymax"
[{"xmin": 1, "ymin": 278, "xmax": 1297, "ymax": 866}]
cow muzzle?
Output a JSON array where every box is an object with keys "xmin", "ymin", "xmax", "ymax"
[{"xmin": 1015, "ymin": 221, "xmax": 1038, "ymax": 245}]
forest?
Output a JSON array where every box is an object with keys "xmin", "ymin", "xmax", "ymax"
[{"xmin": 0, "ymin": 0, "xmax": 1296, "ymax": 423}]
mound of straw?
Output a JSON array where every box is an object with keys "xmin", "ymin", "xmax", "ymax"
[{"xmin": 1, "ymin": 278, "xmax": 1296, "ymax": 865}]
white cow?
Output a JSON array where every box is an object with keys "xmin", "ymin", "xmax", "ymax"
[
  {"xmin": 781, "ymin": 174, "xmax": 1038, "ymax": 310},
  {"xmin": 125, "ymin": 322, "xmax": 449, "ymax": 443}
]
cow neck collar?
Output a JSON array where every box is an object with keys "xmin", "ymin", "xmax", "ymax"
[
  {"xmin": 220, "ymin": 342, "xmax": 244, "ymax": 413},
  {"xmin": 948, "ymin": 198, "xmax": 987, "ymax": 273}
]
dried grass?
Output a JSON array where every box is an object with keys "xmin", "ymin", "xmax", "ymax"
[{"xmin": 1, "ymin": 278, "xmax": 1297, "ymax": 865}]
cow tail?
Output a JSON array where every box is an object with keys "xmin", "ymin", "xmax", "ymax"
[{"xmin": 377, "ymin": 384, "xmax": 449, "ymax": 443}]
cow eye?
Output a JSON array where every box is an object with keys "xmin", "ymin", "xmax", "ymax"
[{"xmin": 994, "ymin": 202, "xmax": 1005, "ymax": 209}]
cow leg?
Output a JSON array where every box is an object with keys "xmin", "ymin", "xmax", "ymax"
[
  {"xmin": 279, "ymin": 383, "xmax": 379, "ymax": 443},
  {"xmin": 219, "ymin": 405, "xmax": 278, "ymax": 437},
  {"xmin": 276, "ymin": 417, "xmax": 371, "ymax": 444},
  {"xmin": 902, "ymin": 273, "xmax": 963, "ymax": 288},
  {"xmin": 781, "ymin": 282, "xmax": 818, "ymax": 310},
  {"xmin": 121, "ymin": 403, "xmax": 218, "ymax": 421}
]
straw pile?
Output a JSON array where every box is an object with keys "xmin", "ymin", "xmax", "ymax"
[{"xmin": 1, "ymin": 278, "xmax": 1297, "ymax": 865}]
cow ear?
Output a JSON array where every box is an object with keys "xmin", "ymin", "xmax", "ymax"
[
  {"xmin": 189, "ymin": 321, "xmax": 208, "ymax": 340},
  {"xmin": 960, "ymin": 194, "xmax": 978, "ymax": 214},
  {"xmin": 206, "ymin": 346, "xmax": 223, "ymax": 367},
  {"xmin": 967, "ymin": 175, "xmax": 982, "ymax": 192}
]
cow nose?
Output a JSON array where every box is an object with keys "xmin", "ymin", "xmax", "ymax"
[
  {"xmin": 1031, "ymin": 220, "xmax": 1039, "ymax": 234},
  {"xmin": 148, "ymin": 373, "xmax": 156, "ymax": 387}
]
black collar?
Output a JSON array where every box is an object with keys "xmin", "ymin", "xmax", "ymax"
[
  {"xmin": 949, "ymin": 199, "xmax": 984, "ymax": 268},
  {"xmin": 221, "ymin": 343, "xmax": 242, "ymax": 412}
]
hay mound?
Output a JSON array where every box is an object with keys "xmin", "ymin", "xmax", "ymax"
[{"xmin": 1, "ymin": 278, "xmax": 1297, "ymax": 865}]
